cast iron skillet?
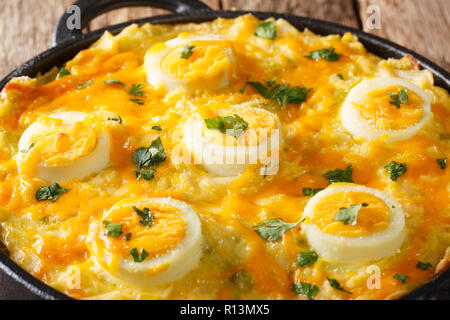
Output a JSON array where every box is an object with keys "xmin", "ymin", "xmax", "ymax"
[{"xmin": 0, "ymin": 0, "xmax": 449, "ymax": 300}]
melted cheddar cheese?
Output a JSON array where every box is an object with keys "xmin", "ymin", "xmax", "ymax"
[{"xmin": 0, "ymin": 15, "xmax": 449, "ymax": 300}]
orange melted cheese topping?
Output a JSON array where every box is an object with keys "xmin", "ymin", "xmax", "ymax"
[
  {"xmin": 310, "ymin": 191, "xmax": 390, "ymax": 237},
  {"xmin": 355, "ymin": 85, "xmax": 424, "ymax": 130},
  {"xmin": 0, "ymin": 15, "xmax": 449, "ymax": 300}
]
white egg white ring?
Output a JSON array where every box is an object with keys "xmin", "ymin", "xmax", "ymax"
[
  {"xmin": 144, "ymin": 35, "xmax": 233, "ymax": 92},
  {"xmin": 341, "ymin": 77, "xmax": 431, "ymax": 143},
  {"xmin": 302, "ymin": 184, "xmax": 406, "ymax": 263},
  {"xmin": 17, "ymin": 111, "xmax": 110, "ymax": 182},
  {"xmin": 91, "ymin": 197, "xmax": 203, "ymax": 287},
  {"xmin": 182, "ymin": 105, "xmax": 282, "ymax": 177}
]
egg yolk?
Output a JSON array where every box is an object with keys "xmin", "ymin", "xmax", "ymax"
[
  {"xmin": 21, "ymin": 117, "xmax": 98, "ymax": 172},
  {"xmin": 201, "ymin": 105, "xmax": 277, "ymax": 146},
  {"xmin": 309, "ymin": 190, "xmax": 391, "ymax": 237},
  {"xmin": 102, "ymin": 202, "xmax": 187, "ymax": 261},
  {"xmin": 161, "ymin": 40, "xmax": 232, "ymax": 86},
  {"xmin": 354, "ymin": 85, "xmax": 424, "ymax": 130}
]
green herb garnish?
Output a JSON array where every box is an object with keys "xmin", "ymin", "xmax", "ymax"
[
  {"xmin": 180, "ymin": 44, "xmax": 195, "ymax": 59},
  {"xmin": 77, "ymin": 80, "xmax": 93, "ymax": 89},
  {"xmin": 127, "ymin": 84, "xmax": 146, "ymax": 97},
  {"xmin": 323, "ymin": 163, "xmax": 354, "ymax": 184},
  {"xmin": 302, "ymin": 188, "xmax": 323, "ymax": 196},
  {"xmin": 129, "ymin": 98, "xmax": 144, "ymax": 106},
  {"xmin": 104, "ymin": 79, "xmax": 146, "ymax": 98},
  {"xmin": 132, "ymin": 206, "xmax": 154, "ymax": 227},
  {"xmin": 152, "ymin": 125, "xmax": 162, "ymax": 131},
  {"xmin": 385, "ymin": 161, "xmax": 407, "ymax": 181},
  {"xmin": 334, "ymin": 203, "xmax": 368, "ymax": 226},
  {"xmin": 204, "ymin": 114, "xmax": 249, "ymax": 138},
  {"xmin": 336, "ymin": 74, "xmax": 344, "ymax": 80},
  {"xmin": 246, "ymin": 77, "xmax": 311, "ymax": 106},
  {"xmin": 103, "ymin": 221, "xmax": 123, "ymax": 238},
  {"xmin": 36, "ymin": 183, "xmax": 69, "ymax": 202},
  {"xmin": 305, "ymin": 47, "xmax": 341, "ymax": 61},
  {"xmin": 388, "ymin": 87, "xmax": 408, "ymax": 109},
  {"xmin": 295, "ymin": 251, "xmax": 318, "ymax": 267},
  {"xmin": 125, "ymin": 233, "xmax": 132, "ymax": 241},
  {"xmin": 130, "ymin": 248, "xmax": 149, "ymax": 263},
  {"xmin": 393, "ymin": 273, "xmax": 408, "ymax": 283},
  {"xmin": 57, "ymin": 67, "xmax": 71, "ymax": 79},
  {"xmin": 327, "ymin": 278, "xmax": 351, "ymax": 294},
  {"xmin": 437, "ymin": 157, "xmax": 447, "ymax": 169},
  {"xmin": 134, "ymin": 168, "xmax": 156, "ymax": 181},
  {"xmin": 132, "ymin": 137, "xmax": 166, "ymax": 169},
  {"xmin": 416, "ymin": 261, "xmax": 432, "ymax": 270},
  {"xmin": 252, "ymin": 218, "xmax": 304, "ymax": 242},
  {"xmin": 254, "ymin": 21, "xmax": 277, "ymax": 40},
  {"xmin": 108, "ymin": 116, "xmax": 122, "ymax": 124},
  {"xmin": 20, "ymin": 142, "xmax": 35, "ymax": 153},
  {"xmin": 291, "ymin": 282, "xmax": 320, "ymax": 300}
]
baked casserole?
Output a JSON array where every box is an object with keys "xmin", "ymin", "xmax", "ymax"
[{"xmin": 0, "ymin": 14, "xmax": 449, "ymax": 300}]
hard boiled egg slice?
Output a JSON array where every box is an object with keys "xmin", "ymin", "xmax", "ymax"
[
  {"xmin": 144, "ymin": 35, "xmax": 234, "ymax": 91},
  {"xmin": 17, "ymin": 111, "xmax": 110, "ymax": 182},
  {"xmin": 341, "ymin": 77, "xmax": 431, "ymax": 143},
  {"xmin": 302, "ymin": 183, "xmax": 406, "ymax": 263},
  {"xmin": 183, "ymin": 102, "xmax": 282, "ymax": 177},
  {"xmin": 88, "ymin": 197, "xmax": 203, "ymax": 287}
]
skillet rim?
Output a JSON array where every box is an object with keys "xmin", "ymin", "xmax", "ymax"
[{"xmin": 0, "ymin": 10, "xmax": 449, "ymax": 300}]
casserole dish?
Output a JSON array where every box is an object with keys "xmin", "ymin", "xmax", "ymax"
[{"xmin": 0, "ymin": 0, "xmax": 449, "ymax": 300}]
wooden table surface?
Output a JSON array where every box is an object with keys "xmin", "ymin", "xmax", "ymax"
[{"xmin": 0, "ymin": 0, "xmax": 448, "ymax": 80}]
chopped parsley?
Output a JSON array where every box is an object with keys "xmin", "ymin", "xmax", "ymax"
[
  {"xmin": 102, "ymin": 221, "xmax": 123, "ymax": 238},
  {"xmin": 385, "ymin": 161, "xmax": 407, "ymax": 181},
  {"xmin": 36, "ymin": 183, "xmax": 69, "ymax": 202},
  {"xmin": 104, "ymin": 79, "xmax": 146, "ymax": 101},
  {"xmin": 246, "ymin": 77, "xmax": 311, "ymax": 106},
  {"xmin": 437, "ymin": 157, "xmax": 447, "ymax": 169},
  {"xmin": 77, "ymin": 80, "xmax": 93, "ymax": 89},
  {"xmin": 20, "ymin": 142, "xmax": 35, "ymax": 153},
  {"xmin": 416, "ymin": 261, "xmax": 432, "ymax": 270},
  {"xmin": 152, "ymin": 125, "xmax": 162, "ymax": 131},
  {"xmin": 440, "ymin": 133, "xmax": 450, "ymax": 140},
  {"xmin": 305, "ymin": 47, "xmax": 341, "ymax": 61},
  {"xmin": 57, "ymin": 67, "xmax": 71, "ymax": 79},
  {"xmin": 323, "ymin": 163, "xmax": 354, "ymax": 184},
  {"xmin": 204, "ymin": 114, "xmax": 249, "ymax": 138},
  {"xmin": 133, "ymin": 206, "xmax": 154, "ymax": 227},
  {"xmin": 180, "ymin": 44, "xmax": 195, "ymax": 59},
  {"xmin": 393, "ymin": 273, "xmax": 408, "ymax": 283},
  {"xmin": 336, "ymin": 73, "xmax": 344, "ymax": 80},
  {"xmin": 254, "ymin": 21, "xmax": 277, "ymax": 40},
  {"xmin": 302, "ymin": 188, "xmax": 323, "ymax": 196},
  {"xmin": 134, "ymin": 168, "xmax": 156, "ymax": 181},
  {"xmin": 295, "ymin": 251, "xmax": 318, "ymax": 267},
  {"xmin": 125, "ymin": 233, "xmax": 132, "ymax": 241},
  {"xmin": 388, "ymin": 87, "xmax": 409, "ymax": 109},
  {"xmin": 291, "ymin": 282, "xmax": 320, "ymax": 300},
  {"xmin": 327, "ymin": 278, "xmax": 351, "ymax": 294},
  {"xmin": 130, "ymin": 248, "xmax": 149, "ymax": 263},
  {"xmin": 108, "ymin": 116, "xmax": 122, "ymax": 124},
  {"xmin": 132, "ymin": 137, "xmax": 166, "ymax": 169},
  {"xmin": 127, "ymin": 84, "xmax": 146, "ymax": 97},
  {"xmin": 252, "ymin": 218, "xmax": 304, "ymax": 242},
  {"xmin": 104, "ymin": 79, "xmax": 126, "ymax": 86},
  {"xmin": 334, "ymin": 203, "xmax": 368, "ymax": 226},
  {"xmin": 129, "ymin": 98, "xmax": 144, "ymax": 106}
]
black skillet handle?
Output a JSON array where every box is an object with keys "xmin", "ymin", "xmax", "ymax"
[{"xmin": 52, "ymin": 0, "xmax": 213, "ymax": 46}]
